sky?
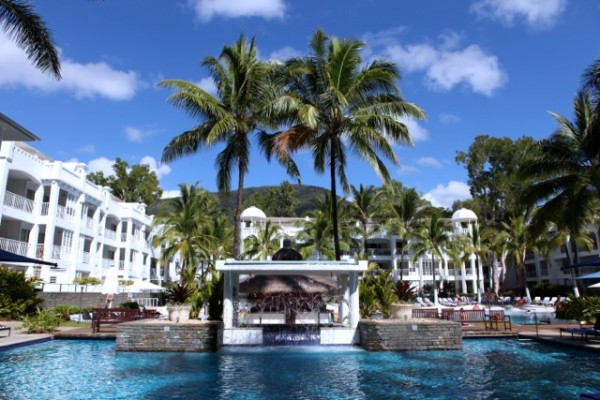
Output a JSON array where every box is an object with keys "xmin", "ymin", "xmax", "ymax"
[{"xmin": 1, "ymin": 0, "xmax": 599, "ymax": 209}]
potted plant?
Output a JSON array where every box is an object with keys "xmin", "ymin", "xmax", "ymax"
[
  {"xmin": 165, "ymin": 282, "xmax": 195, "ymax": 322},
  {"xmin": 391, "ymin": 280, "xmax": 416, "ymax": 320}
]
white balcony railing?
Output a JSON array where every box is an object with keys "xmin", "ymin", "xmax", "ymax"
[
  {"xmin": 0, "ymin": 237, "xmax": 30, "ymax": 255},
  {"xmin": 3, "ymin": 191, "xmax": 34, "ymax": 213},
  {"xmin": 121, "ymin": 233, "xmax": 127, "ymax": 242},
  {"xmin": 102, "ymin": 258, "xmax": 113, "ymax": 268},
  {"xmin": 104, "ymin": 230, "xmax": 117, "ymax": 241},
  {"xmin": 81, "ymin": 251, "xmax": 91, "ymax": 264},
  {"xmin": 56, "ymin": 205, "xmax": 76, "ymax": 222},
  {"xmin": 41, "ymin": 203, "xmax": 50, "ymax": 216}
]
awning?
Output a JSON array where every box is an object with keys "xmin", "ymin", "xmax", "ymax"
[
  {"xmin": 561, "ymin": 258, "xmax": 600, "ymax": 270},
  {"xmin": 577, "ymin": 271, "xmax": 600, "ymax": 280},
  {"xmin": 0, "ymin": 249, "xmax": 57, "ymax": 267}
]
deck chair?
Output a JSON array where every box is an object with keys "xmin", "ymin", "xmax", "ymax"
[
  {"xmin": 541, "ymin": 297, "xmax": 551, "ymax": 305},
  {"xmin": 0, "ymin": 325, "xmax": 11, "ymax": 336},
  {"xmin": 415, "ymin": 297, "xmax": 427, "ymax": 307},
  {"xmin": 560, "ymin": 316, "xmax": 600, "ymax": 340},
  {"xmin": 424, "ymin": 298, "xmax": 435, "ymax": 307}
]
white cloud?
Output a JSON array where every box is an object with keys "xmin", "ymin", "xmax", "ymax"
[
  {"xmin": 417, "ymin": 157, "xmax": 442, "ymax": 168},
  {"xmin": 161, "ymin": 190, "xmax": 181, "ymax": 199},
  {"xmin": 397, "ymin": 164, "xmax": 419, "ymax": 175},
  {"xmin": 269, "ymin": 46, "xmax": 302, "ymax": 62},
  {"xmin": 140, "ymin": 156, "xmax": 171, "ymax": 180},
  {"xmin": 439, "ymin": 113, "xmax": 460, "ymax": 124},
  {"xmin": 78, "ymin": 144, "xmax": 96, "ymax": 154},
  {"xmin": 196, "ymin": 77, "xmax": 217, "ymax": 95},
  {"xmin": 125, "ymin": 126, "xmax": 143, "ymax": 142},
  {"xmin": 0, "ymin": 33, "xmax": 143, "ymax": 100},
  {"xmin": 190, "ymin": 0, "xmax": 286, "ymax": 21},
  {"xmin": 398, "ymin": 117, "xmax": 429, "ymax": 142},
  {"xmin": 365, "ymin": 29, "xmax": 507, "ymax": 96},
  {"xmin": 423, "ymin": 181, "xmax": 471, "ymax": 209},
  {"xmin": 470, "ymin": 0, "xmax": 567, "ymax": 29},
  {"xmin": 87, "ymin": 157, "xmax": 115, "ymax": 176}
]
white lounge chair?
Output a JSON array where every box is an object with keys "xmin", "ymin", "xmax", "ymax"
[
  {"xmin": 424, "ymin": 298, "xmax": 435, "ymax": 307},
  {"xmin": 415, "ymin": 297, "xmax": 427, "ymax": 307}
]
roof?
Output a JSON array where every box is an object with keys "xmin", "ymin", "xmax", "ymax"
[
  {"xmin": 240, "ymin": 206, "xmax": 266, "ymax": 220},
  {"xmin": 0, "ymin": 113, "xmax": 40, "ymax": 141},
  {"xmin": 451, "ymin": 208, "xmax": 478, "ymax": 222}
]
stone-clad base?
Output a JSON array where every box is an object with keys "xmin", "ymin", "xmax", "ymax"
[
  {"xmin": 116, "ymin": 320, "xmax": 223, "ymax": 352},
  {"xmin": 358, "ymin": 319, "xmax": 462, "ymax": 351}
]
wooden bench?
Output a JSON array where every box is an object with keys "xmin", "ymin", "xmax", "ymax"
[
  {"xmin": 91, "ymin": 308, "xmax": 160, "ymax": 332},
  {"xmin": 412, "ymin": 308, "xmax": 440, "ymax": 319},
  {"xmin": 485, "ymin": 310, "xmax": 512, "ymax": 331},
  {"xmin": 0, "ymin": 325, "xmax": 10, "ymax": 337},
  {"xmin": 442, "ymin": 309, "xmax": 486, "ymax": 324}
]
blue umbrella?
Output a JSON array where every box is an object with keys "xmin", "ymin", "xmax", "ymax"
[
  {"xmin": 561, "ymin": 257, "xmax": 600, "ymax": 270},
  {"xmin": 577, "ymin": 271, "xmax": 600, "ymax": 280},
  {"xmin": 0, "ymin": 249, "xmax": 57, "ymax": 267}
]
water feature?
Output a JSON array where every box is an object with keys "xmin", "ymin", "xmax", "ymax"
[{"xmin": 1, "ymin": 339, "xmax": 599, "ymax": 399}]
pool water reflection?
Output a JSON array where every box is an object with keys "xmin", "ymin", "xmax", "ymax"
[{"xmin": 0, "ymin": 339, "xmax": 598, "ymax": 399}]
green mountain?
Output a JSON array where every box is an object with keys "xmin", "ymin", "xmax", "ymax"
[{"xmin": 214, "ymin": 184, "xmax": 331, "ymax": 217}]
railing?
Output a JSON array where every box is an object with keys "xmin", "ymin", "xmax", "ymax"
[
  {"xmin": 104, "ymin": 230, "xmax": 117, "ymax": 241},
  {"xmin": 41, "ymin": 203, "xmax": 49, "ymax": 216},
  {"xmin": 56, "ymin": 205, "xmax": 76, "ymax": 221},
  {"xmin": 84, "ymin": 217, "xmax": 94, "ymax": 230},
  {"xmin": 3, "ymin": 191, "xmax": 34, "ymax": 213},
  {"xmin": 52, "ymin": 245, "xmax": 70, "ymax": 260},
  {"xmin": 81, "ymin": 251, "xmax": 91, "ymax": 264},
  {"xmin": 118, "ymin": 260, "xmax": 125, "ymax": 271},
  {"xmin": 0, "ymin": 237, "xmax": 30, "ymax": 255},
  {"xmin": 368, "ymin": 248, "xmax": 392, "ymax": 256},
  {"xmin": 121, "ymin": 232, "xmax": 127, "ymax": 242},
  {"xmin": 102, "ymin": 258, "xmax": 113, "ymax": 268}
]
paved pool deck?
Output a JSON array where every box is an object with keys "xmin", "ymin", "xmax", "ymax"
[{"xmin": 2, "ymin": 320, "xmax": 600, "ymax": 352}]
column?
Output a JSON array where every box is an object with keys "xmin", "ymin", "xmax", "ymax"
[
  {"xmin": 223, "ymin": 271, "xmax": 234, "ymax": 329},
  {"xmin": 348, "ymin": 271, "xmax": 360, "ymax": 328}
]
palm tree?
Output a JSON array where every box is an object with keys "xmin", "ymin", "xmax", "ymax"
[
  {"xmin": 242, "ymin": 220, "xmax": 282, "ymax": 260},
  {"xmin": 350, "ymin": 184, "xmax": 381, "ymax": 259},
  {"xmin": 0, "ymin": 0, "xmax": 60, "ymax": 79},
  {"xmin": 381, "ymin": 182, "xmax": 422, "ymax": 279},
  {"xmin": 268, "ymin": 29, "xmax": 425, "ymax": 260},
  {"xmin": 408, "ymin": 208, "xmax": 452, "ymax": 306},
  {"xmin": 159, "ymin": 35, "xmax": 297, "ymax": 259},
  {"xmin": 582, "ymin": 57, "xmax": 600, "ymax": 115},
  {"xmin": 152, "ymin": 183, "xmax": 217, "ymax": 288},
  {"xmin": 521, "ymin": 91, "xmax": 600, "ymax": 294}
]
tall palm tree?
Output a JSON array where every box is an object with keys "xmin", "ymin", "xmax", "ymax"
[
  {"xmin": 242, "ymin": 220, "xmax": 281, "ymax": 260},
  {"xmin": 152, "ymin": 183, "xmax": 216, "ymax": 288},
  {"xmin": 0, "ymin": 0, "xmax": 60, "ymax": 78},
  {"xmin": 408, "ymin": 208, "xmax": 452, "ymax": 306},
  {"xmin": 522, "ymin": 91, "xmax": 600, "ymax": 291},
  {"xmin": 381, "ymin": 182, "xmax": 422, "ymax": 279},
  {"xmin": 159, "ymin": 35, "xmax": 297, "ymax": 259},
  {"xmin": 268, "ymin": 29, "xmax": 425, "ymax": 260},
  {"xmin": 582, "ymin": 57, "xmax": 600, "ymax": 115},
  {"xmin": 350, "ymin": 184, "xmax": 381, "ymax": 259}
]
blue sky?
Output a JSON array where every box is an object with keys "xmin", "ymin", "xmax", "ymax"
[{"xmin": 1, "ymin": 0, "xmax": 598, "ymax": 209}]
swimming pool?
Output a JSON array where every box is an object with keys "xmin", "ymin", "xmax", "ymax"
[{"xmin": 0, "ymin": 339, "xmax": 598, "ymax": 399}]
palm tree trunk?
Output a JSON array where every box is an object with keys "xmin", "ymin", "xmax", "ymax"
[
  {"xmin": 432, "ymin": 254, "xmax": 438, "ymax": 306},
  {"xmin": 233, "ymin": 162, "xmax": 245, "ymax": 259},
  {"xmin": 330, "ymin": 136, "xmax": 341, "ymax": 261}
]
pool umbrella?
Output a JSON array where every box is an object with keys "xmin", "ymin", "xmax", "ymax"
[
  {"xmin": 576, "ymin": 271, "xmax": 600, "ymax": 280},
  {"xmin": 0, "ymin": 249, "xmax": 57, "ymax": 267},
  {"xmin": 101, "ymin": 267, "xmax": 120, "ymax": 308}
]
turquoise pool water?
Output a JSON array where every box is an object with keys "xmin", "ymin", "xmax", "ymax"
[{"xmin": 0, "ymin": 339, "xmax": 598, "ymax": 399}]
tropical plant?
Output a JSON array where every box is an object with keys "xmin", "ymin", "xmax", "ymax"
[
  {"xmin": 394, "ymin": 280, "xmax": 416, "ymax": 304},
  {"xmin": 521, "ymin": 91, "xmax": 600, "ymax": 294},
  {"xmin": 381, "ymin": 182, "xmax": 422, "ymax": 279},
  {"xmin": 555, "ymin": 295, "xmax": 600, "ymax": 323},
  {"xmin": 409, "ymin": 208, "xmax": 452, "ymax": 306},
  {"xmin": 360, "ymin": 263, "xmax": 398, "ymax": 318},
  {"xmin": 350, "ymin": 184, "xmax": 382, "ymax": 259},
  {"xmin": 242, "ymin": 220, "xmax": 282, "ymax": 260},
  {"xmin": 0, "ymin": 267, "xmax": 42, "ymax": 318},
  {"xmin": 73, "ymin": 276, "xmax": 102, "ymax": 286},
  {"xmin": 152, "ymin": 183, "xmax": 217, "ymax": 289},
  {"xmin": 582, "ymin": 56, "xmax": 600, "ymax": 115},
  {"xmin": 21, "ymin": 307, "xmax": 61, "ymax": 333},
  {"xmin": 164, "ymin": 282, "xmax": 195, "ymax": 306},
  {"xmin": 0, "ymin": 0, "xmax": 61, "ymax": 78},
  {"xmin": 267, "ymin": 28, "xmax": 425, "ymax": 260},
  {"xmin": 51, "ymin": 305, "xmax": 79, "ymax": 321},
  {"xmin": 159, "ymin": 35, "xmax": 298, "ymax": 259}
]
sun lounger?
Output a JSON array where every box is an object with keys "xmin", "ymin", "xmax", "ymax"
[
  {"xmin": 415, "ymin": 297, "xmax": 427, "ymax": 307},
  {"xmin": 0, "ymin": 325, "xmax": 11, "ymax": 336},
  {"xmin": 424, "ymin": 298, "xmax": 435, "ymax": 307},
  {"xmin": 560, "ymin": 317, "xmax": 600, "ymax": 340}
]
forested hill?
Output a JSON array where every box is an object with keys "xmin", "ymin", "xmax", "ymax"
[{"xmin": 214, "ymin": 184, "xmax": 331, "ymax": 218}]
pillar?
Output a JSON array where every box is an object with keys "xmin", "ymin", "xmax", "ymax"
[{"xmin": 223, "ymin": 271, "xmax": 234, "ymax": 329}]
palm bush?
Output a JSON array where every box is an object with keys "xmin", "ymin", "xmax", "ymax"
[
  {"xmin": 394, "ymin": 280, "xmax": 416, "ymax": 304},
  {"xmin": 21, "ymin": 308, "xmax": 61, "ymax": 333},
  {"xmin": 555, "ymin": 295, "xmax": 600, "ymax": 323}
]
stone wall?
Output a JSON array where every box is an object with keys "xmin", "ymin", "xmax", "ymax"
[
  {"xmin": 116, "ymin": 320, "xmax": 223, "ymax": 352},
  {"xmin": 38, "ymin": 292, "xmax": 163, "ymax": 309},
  {"xmin": 358, "ymin": 318, "xmax": 462, "ymax": 351}
]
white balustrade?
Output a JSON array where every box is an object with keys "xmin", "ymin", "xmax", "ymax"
[{"xmin": 3, "ymin": 191, "xmax": 34, "ymax": 213}]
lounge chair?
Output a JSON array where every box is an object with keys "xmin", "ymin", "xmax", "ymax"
[
  {"xmin": 415, "ymin": 297, "xmax": 427, "ymax": 307},
  {"xmin": 424, "ymin": 298, "xmax": 435, "ymax": 307},
  {"xmin": 560, "ymin": 317, "xmax": 600, "ymax": 340},
  {"xmin": 533, "ymin": 296, "xmax": 542, "ymax": 305},
  {"xmin": 548, "ymin": 297, "xmax": 558, "ymax": 306},
  {"xmin": 0, "ymin": 325, "xmax": 10, "ymax": 336},
  {"xmin": 541, "ymin": 297, "xmax": 551, "ymax": 306}
]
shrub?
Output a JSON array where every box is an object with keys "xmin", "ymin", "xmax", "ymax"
[
  {"xmin": 73, "ymin": 276, "xmax": 102, "ymax": 286},
  {"xmin": 119, "ymin": 301, "xmax": 139, "ymax": 310},
  {"xmin": 394, "ymin": 280, "xmax": 416, "ymax": 303},
  {"xmin": 555, "ymin": 295, "xmax": 600, "ymax": 323},
  {"xmin": 52, "ymin": 305, "xmax": 80, "ymax": 321},
  {"xmin": 21, "ymin": 308, "xmax": 61, "ymax": 333},
  {"xmin": 0, "ymin": 268, "xmax": 43, "ymax": 319}
]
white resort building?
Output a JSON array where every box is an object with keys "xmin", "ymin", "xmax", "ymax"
[{"xmin": 0, "ymin": 139, "xmax": 162, "ymax": 291}]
